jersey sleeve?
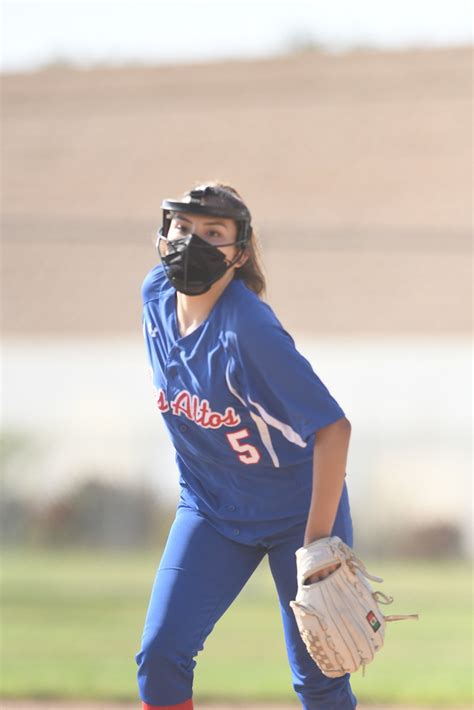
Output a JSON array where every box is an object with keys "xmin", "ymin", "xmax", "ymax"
[{"xmin": 234, "ymin": 317, "xmax": 345, "ymax": 445}]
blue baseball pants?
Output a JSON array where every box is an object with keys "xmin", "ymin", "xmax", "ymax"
[{"xmin": 135, "ymin": 487, "xmax": 357, "ymax": 710}]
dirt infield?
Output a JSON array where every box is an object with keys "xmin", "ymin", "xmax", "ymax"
[{"xmin": 0, "ymin": 703, "xmax": 463, "ymax": 710}]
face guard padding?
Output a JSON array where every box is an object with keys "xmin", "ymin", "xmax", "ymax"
[{"xmin": 159, "ymin": 233, "xmax": 231, "ymax": 296}]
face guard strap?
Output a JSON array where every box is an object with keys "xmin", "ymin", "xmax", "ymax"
[{"xmin": 160, "ymin": 185, "xmax": 252, "ymax": 247}]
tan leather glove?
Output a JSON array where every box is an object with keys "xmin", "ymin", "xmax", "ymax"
[{"xmin": 290, "ymin": 536, "xmax": 419, "ymax": 677}]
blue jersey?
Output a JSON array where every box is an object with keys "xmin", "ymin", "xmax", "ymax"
[{"xmin": 142, "ymin": 264, "xmax": 346, "ymax": 545}]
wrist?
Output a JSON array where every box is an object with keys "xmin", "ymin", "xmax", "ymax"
[{"xmin": 303, "ymin": 532, "xmax": 332, "ymax": 546}]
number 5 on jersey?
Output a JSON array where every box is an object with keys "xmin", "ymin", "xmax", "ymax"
[{"xmin": 226, "ymin": 428, "xmax": 261, "ymax": 465}]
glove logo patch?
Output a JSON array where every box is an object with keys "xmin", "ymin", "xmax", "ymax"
[{"xmin": 366, "ymin": 610, "xmax": 381, "ymax": 632}]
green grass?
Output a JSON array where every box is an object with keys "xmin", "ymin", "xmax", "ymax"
[{"xmin": 1, "ymin": 547, "xmax": 472, "ymax": 705}]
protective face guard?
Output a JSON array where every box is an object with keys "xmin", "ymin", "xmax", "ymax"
[
  {"xmin": 156, "ymin": 186, "xmax": 252, "ymax": 295},
  {"xmin": 159, "ymin": 185, "xmax": 252, "ymax": 247}
]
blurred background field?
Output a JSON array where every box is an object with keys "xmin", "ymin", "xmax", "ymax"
[
  {"xmin": 1, "ymin": 546, "xmax": 472, "ymax": 705},
  {"xmin": 1, "ymin": 0, "xmax": 472, "ymax": 706}
]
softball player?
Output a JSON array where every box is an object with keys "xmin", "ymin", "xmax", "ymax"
[{"xmin": 135, "ymin": 183, "xmax": 356, "ymax": 710}]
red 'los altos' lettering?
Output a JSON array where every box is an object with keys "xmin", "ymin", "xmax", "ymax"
[
  {"xmin": 152, "ymin": 388, "xmax": 240, "ymax": 429},
  {"xmin": 171, "ymin": 391, "xmax": 194, "ymax": 419},
  {"xmin": 156, "ymin": 388, "xmax": 170, "ymax": 413}
]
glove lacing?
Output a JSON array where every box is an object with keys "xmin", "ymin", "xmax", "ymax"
[
  {"xmin": 333, "ymin": 540, "xmax": 419, "ymax": 676},
  {"xmin": 335, "ymin": 539, "xmax": 419, "ymax": 623}
]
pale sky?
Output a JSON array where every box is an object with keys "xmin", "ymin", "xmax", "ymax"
[{"xmin": 2, "ymin": 0, "xmax": 472, "ymax": 72}]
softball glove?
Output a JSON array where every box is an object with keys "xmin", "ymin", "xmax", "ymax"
[{"xmin": 289, "ymin": 536, "xmax": 418, "ymax": 677}]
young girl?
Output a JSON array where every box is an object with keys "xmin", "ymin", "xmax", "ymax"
[{"xmin": 135, "ymin": 183, "xmax": 356, "ymax": 710}]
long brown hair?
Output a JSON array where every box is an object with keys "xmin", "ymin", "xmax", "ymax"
[{"xmin": 183, "ymin": 181, "xmax": 266, "ymax": 299}]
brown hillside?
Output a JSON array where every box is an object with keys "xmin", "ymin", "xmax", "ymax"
[{"xmin": 2, "ymin": 48, "xmax": 471, "ymax": 336}]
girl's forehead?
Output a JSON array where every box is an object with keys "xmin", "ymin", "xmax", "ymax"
[{"xmin": 171, "ymin": 211, "xmax": 233, "ymax": 226}]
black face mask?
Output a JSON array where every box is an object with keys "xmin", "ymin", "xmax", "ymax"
[{"xmin": 159, "ymin": 233, "xmax": 239, "ymax": 296}]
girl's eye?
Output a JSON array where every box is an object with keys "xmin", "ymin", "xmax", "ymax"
[{"xmin": 207, "ymin": 231, "xmax": 223, "ymax": 239}]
